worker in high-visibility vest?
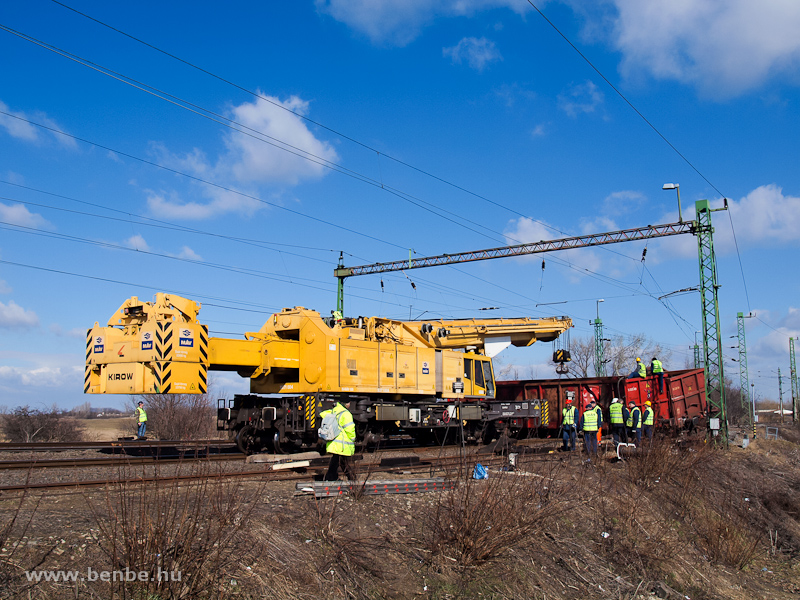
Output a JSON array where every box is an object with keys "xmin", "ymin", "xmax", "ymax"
[
  {"xmin": 650, "ymin": 357, "xmax": 665, "ymax": 393},
  {"xmin": 626, "ymin": 400, "xmax": 642, "ymax": 447},
  {"xmin": 320, "ymin": 400, "xmax": 357, "ymax": 481},
  {"xmin": 561, "ymin": 398, "xmax": 577, "ymax": 451},
  {"xmin": 579, "ymin": 399, "xmax": 602, "ymax": 461},
  {"xmin": 134, "ymin": 401, "xmax": 147, "ymax": 439},
  {"xmin": 609, "ymin": 398, "xmax": 627, "ymax": 445},
  {"xmin": 628, "ymin": 357, "xmax": 647, "ymax": 379},
  {"xmin": 643, "ymin": 401, "xmax": 655, "ymax": 442}
]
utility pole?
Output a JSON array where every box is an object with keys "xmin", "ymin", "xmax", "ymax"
[
  {"xmin": 336, "ymin": 251, "xmax": 345, "ymax": 316},
  {"xmin": 693, "ymin": 331, "xmax": 703, "ymax": 369},
  {"xmin": 778, "ymin": 368, "xmax": 784, "ymax": 424},
  {"xmin": 594, "ymin": 299, "xmax": 606, "ymax": 377},
  {"xmin": 736, "ymin": 312, "xmax": 754, "ymax": 434},
  {"xmin": 791, "ymin": 338, "xmax": 798, "ymax": 423},
  {"xmin": 696, "ymin": 199, "xmax": 728, "ymax": 444}
]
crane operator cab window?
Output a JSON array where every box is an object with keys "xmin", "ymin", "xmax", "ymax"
[{"xmin": 463, "ymin": 357, "xmax": 495, "ymax": 398}]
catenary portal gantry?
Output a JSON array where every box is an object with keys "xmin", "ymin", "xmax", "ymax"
[{"xmin": 334, "ymin": 203, "xmax": 729, "ymax": 442}]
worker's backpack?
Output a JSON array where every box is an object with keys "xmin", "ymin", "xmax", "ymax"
[{"xmin": 318, "ymin": 412, "xmax": 342, "ymax": 441}]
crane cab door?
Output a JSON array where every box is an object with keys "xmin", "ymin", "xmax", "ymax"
[{"xmin": 463, "ymin": 357, "xmax": 495, "ymax": 399}]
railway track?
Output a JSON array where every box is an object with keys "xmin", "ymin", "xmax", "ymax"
[
  {"xmin": 0, "ymin": 453, "xmax": 246, "ymax": 470},
  {"xmin": 0, "ymin": 435, "xmax": 566, "ymax": 494},
  {"xmin": 0, "ymin": 439, "xmax": 236, "ymax": 452},
  {"xmin": 0, "ymin": 452, "xmax": 509, "ymax": 493}
]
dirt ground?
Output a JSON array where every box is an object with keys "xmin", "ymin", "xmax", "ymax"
[
  {"xmin": 1, "ymin": 424, "xmax": 799, "ymax": 600},
  {"xmin": 78, "ymin": 416, "xmax": 135, "ymax": 440}
]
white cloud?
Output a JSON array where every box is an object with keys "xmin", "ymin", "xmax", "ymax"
[
  {"xmin": 224, "ymin": 94, "xmax": 338, "ymax": 185},
  {"xmin": 558, "ymin": 80, "xmax": 604, "ymax": 118},
  {"xmin": 176, "ymin": 246, "xmax": 202, "ymax": 261},
  {"xmin": 145, "ymin": 188, "xmax": 262, "ymax": 220},
  {"xmin": 606, "ymin": 0, "xmax": 800, "ymax": 96},
  {"xmin": 49, "ymin": 323, "xmax": 86, "ymax": 338},
  {"xmin": 723, "ymin": 185, "xmax": 800, "ymax": 247},
  {"xmin": 443, "ymin": 37, "xmax": 502, "ymax": 71},
  {"xmin": 659, "ymin": 184, "xmax": 800, "ymax": 257},
  {"xmin": 602, "ymin": 190, "xmax": 646, "ymax": 217},
  {"xmin": 318, "ymin": 1, "xmax": 798, "ymax": 95},
  {"xmin": 315, "ymin": 0, "xmax": 531, "ymax": 46},
  {"xmin": 0, "ymin": 365, "xmax": 82, "ymax": 388},
  {"xmin": 494, "ymin": 83, "xmax": 537, "ymax": 108},
  {"xmin": 0, "ymin": 202, "xmax": 51, "ymax": 228},
  {"xmin": 0, "ymin": 101, "xmax": 37, "ymax": 141},
  {"xmin": 503, "ymin": 216, "xmax": 603, "ymax": 282},
  {"xmin": 147, "ymin": 94, "xmax": 337, "ymax": 220},
  {"xmin": 123, "ymin": 234, "xmax": 150, "ymax": 251},
  {"xmin": 0, "ymin": 100, "xmax": 77, "ymax": 148},
  {"xmin": 0, "ymin": 279, "xmax": 10, "ymax": 294},
  {"xmin": 0, "ymin": 300, "xmax": 39, "ymax": 329},
  {"xmin": 530, "ymin": 124, "xmax": 546, "ymax": 138}
]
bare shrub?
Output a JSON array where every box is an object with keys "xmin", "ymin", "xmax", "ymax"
[
  {"xmin": 1, "ymin": 405, "xmax": 85, "ymax": 442},
  {"xmin": 415, "ymin": 461, "xmax": 573, "ymax": 569},
  {"xmin": 70, "ymin": 401, "xmax": 93, "ymax": 419},
  {"xmin": 87, "ymin": 461, "xmax": 263, "ymax": 599},
  {"xmin": 623, "ymin": 437, "xmax": 707, "ymax": 488},
  {"xmin": 132, "ymin": 393, "xmax": 215, "ymax": 440}
]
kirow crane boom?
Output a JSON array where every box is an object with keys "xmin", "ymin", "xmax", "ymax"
[{"xmin": 86, "ymin": 293, "xmax": 571, "ymax": 452}]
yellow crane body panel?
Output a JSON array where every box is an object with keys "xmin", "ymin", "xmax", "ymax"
[{"xmin": 85, "ymin": 295, "xmax": 572, "ymax": 400}]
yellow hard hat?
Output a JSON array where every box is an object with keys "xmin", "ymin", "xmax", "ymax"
[
  {"xmin": 645, "ymin": 401, "xmax": 651, "ymax": 406},
  {"xmin": 636, "ymin": 357, "xmax": 641, "ymax": 362}
]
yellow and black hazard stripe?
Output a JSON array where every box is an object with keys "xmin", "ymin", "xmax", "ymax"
[
  {"xmin": 156, "ymin": 321, "xmax": 173, "ymax": 361},
  {"xmin": 542, "ymin": 399, "xmax": 550, "ymax": 426},
  {"xmin": 198, "ymin": 325, "xmax": 208, "ymax": 394},
  {"xmin": 154, "ymin": 362, "xmax": 172, "ymax": 394},
  {"xmin": 198, "ymin": 362, "xmax": 207, "ymax": 394},
  {"xmin": 84, "ymin": 330, "xmax": 94, "ymax": 393},
  {"xmin": 305, "ymin": 395, "xmax": 317, "ymax": 430}
]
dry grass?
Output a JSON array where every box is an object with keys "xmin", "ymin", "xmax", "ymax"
[
  {"xmin": 79, "ymin": 416, "xmax": 132, "ymax": 440},
  {"xmin": 3, "ymin": 427, "xmax": 800, "ymax": 600},
  {"xmin": 0, "ymin": 487, "xmax": 54, "ymax": 600},
  {"xmin": 85, "ymin": 460, "xmax": 265, "ymax": 599},
  {"xmin": 414, "ymin": 461, "xmax": 575, "ymax": 570}
]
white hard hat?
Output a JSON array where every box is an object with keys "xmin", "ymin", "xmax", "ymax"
[{"xmin": 612, "ymin": 397, "xmax": 620, "ymax": 403}]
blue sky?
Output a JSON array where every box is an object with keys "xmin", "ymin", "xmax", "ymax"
[{"xmin": 1, "ymin": 0, "xmax": 799, "ymax": 411}]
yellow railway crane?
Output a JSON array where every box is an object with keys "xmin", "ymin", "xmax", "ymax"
[{"xmin": 86, "ymin": 293, "xmax": 572, "ymax": 452}]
